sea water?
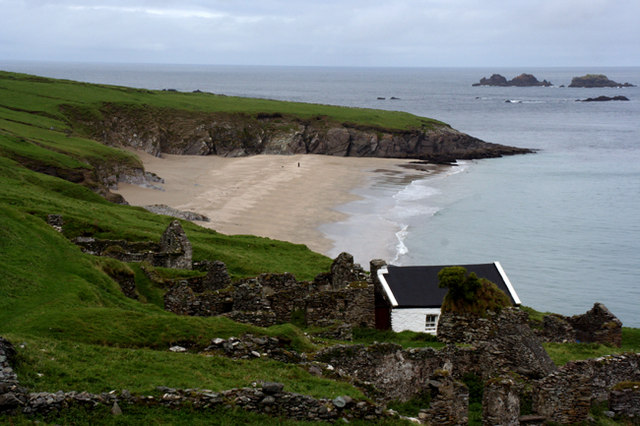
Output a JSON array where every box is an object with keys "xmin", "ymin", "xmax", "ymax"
[{"xmin": 2, "ymin": 62, "xmax": 638, "ymax": 326}]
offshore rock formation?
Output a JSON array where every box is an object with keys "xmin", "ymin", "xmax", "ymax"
[
  {"xmin": 578, "ymin": 95, "xmax": 630, "ymax": 102},
  {"xmin": 79, "ymin": 104, "xmax": 532, "ymax": 163},
  {"xmin": 569, "ymin": 74, "xmax": 636, "ymax": 88},
  {"xmin": 473, "ymin": 73, "xmax": 552, "ymax": 87}
]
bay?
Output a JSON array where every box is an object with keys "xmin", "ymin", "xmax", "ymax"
[{"xmin": 2, "ymin": 61, "xmax": 638, "ymax": 326}]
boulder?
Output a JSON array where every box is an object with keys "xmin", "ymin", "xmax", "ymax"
[{"xmin": 143, "ymin": 204, "xmax": 210, "ymax": 222}]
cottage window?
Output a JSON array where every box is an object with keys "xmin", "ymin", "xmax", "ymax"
[{"xmin": 425, "ymin": 314, "xmax": 439, "ymax": 333}]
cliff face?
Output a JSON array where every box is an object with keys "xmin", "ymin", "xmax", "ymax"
[{"xmin": 75, "ymin": 104, "xmax": 532, "ymax": 163}]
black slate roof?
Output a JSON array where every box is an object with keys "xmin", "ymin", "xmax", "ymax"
[{"xmin": 381, "ymin": 263, "xmax": 519, "ymax": 308}]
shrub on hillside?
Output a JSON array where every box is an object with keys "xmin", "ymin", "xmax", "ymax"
[{"xmin": 438, "ymin": 266, "xmax": 511, "ymax": 316}]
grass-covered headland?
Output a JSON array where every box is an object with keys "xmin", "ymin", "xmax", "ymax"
[{"xmin": 0, "ymin": 71, "xmax": 638, "ymax": 424}]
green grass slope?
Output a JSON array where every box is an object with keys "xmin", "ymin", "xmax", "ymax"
[
  {"xmin": 1, "ymin": 70, "xmax": 638, "ymax": 424},
  {"xmin": 0, "ymin": 70, "xmax": 443, "ymax": 132},
  {"xmin": 0, "ymin": 71, "xmax": 362, "ymax": 422}
]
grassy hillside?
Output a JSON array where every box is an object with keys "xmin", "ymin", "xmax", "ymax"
[
  {"xmin": 0, "ymin": 70, "xmax": 443, "ymax": 133},
  {"xmin": 1, "ymin": 71, "xmax": 638, "ymax": 424},
  {"xmin": 0, "ymin": 71, "xmax": 363, "ymax": 423}
]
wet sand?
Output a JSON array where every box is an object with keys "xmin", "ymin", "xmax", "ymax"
[{"xmin": 114, "ymin": 151, "xmax": 416, "ymax": 254}]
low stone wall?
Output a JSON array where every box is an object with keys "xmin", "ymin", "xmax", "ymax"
[
  {"xmin": 22, "ymin": 383, "xmax": 390, "ymax": 422},
  {"xmin": 203, "ymin": 335, "xmax": 303, "ymax": 364},
  {"xmin": 609, "ymin": 383, "xmax": 640, "ymax": 420},
  {"xmin": 533, "ymin": 353, "xmax": 640, "ymax": 423},
  {"xmin": 0, "ymin": 336, "xmax": 394, "ymax": 422},
  {"xmin": 0, "ymin": 338, "xmax": 27, "ymax": 414},
  {"xmin": 482, "ymin": 377, "xmax": 521, "ymax": 426},
  {"xmin": 422, "ymin": 370, "xmax": 469, "ymax": 426},
  {"xmin": 72, "ymin": 220, "xmax": 193, "ymax": 271},
  {"xmin": 315, "ymin": 342, "xmax": 483, "ymax": 402}
]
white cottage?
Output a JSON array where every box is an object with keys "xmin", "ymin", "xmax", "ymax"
[{"xmin": 374, "ymin": 262, "xmax": 521, "ymax": 334}]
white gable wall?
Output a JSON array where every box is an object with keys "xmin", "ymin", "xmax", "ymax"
[{"xmin": 391, "ymin": 308, "xmax": 441, "ymax": 334}]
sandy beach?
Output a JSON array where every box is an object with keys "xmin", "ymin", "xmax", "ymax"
[{"xmin": 114, "ymin": 151, "xmax": 419, "ymax": 255}]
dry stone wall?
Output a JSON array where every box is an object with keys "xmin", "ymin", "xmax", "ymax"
[
  {"xmin": 315, "ymin": 342, "xmax": 484, "ymax": 403},
  {"xmin": 533, "ymin": 303, "xmax": 622, "ymax": 346},
  {"xmin": 437, "ymin": 308, "xmax": 557, "ymax": 379},
  {"xmin": 0, "ymin": 338, "xmax": 27, "ymax": 414},
  {"xmin": 164, "ymin": 253, "xmax": 375, "ymax": 330},
  {"xmin": 422, "ymin": 370, "xmax": 469, "ymax": 426},
  {"xmin": 533, "ymin": 353, "xmax": 640, "ymax": 423},
  {"xmin": 482, "ymin": 376, "xmax": 521, "ymax": 426},
  {"xmin": 0, "ymin": 336, "xmax": 397, "ymax": 422},
  {"xmin": 72, "ymin": 220, "xmax": 192, "ymax": 271},
  {"xmin": 609, "ymin": 383, "xmax": 640, "ymax": 420}
]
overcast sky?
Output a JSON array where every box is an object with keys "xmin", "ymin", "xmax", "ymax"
[{"xmin": 1, "ymin": 0, "xmax": 638, "ymax": 67}]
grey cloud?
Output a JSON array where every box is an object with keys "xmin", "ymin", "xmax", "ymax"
[{"xmin": 0, "ymin": 0, "xmax": 638, "ymax": 65}]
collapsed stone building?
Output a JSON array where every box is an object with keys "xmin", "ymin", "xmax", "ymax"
[
  {"xmin": 39, "ymin": 217, "xmax": 638, "ymax": 424},
  {"xmin": 67, "ymin": 218, "xmax": 375, "ymax": 329},
  {"xmin": 65, "ymin": 218, "xmax": 625, "ymax": 346}
]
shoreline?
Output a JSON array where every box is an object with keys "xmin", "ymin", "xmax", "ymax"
[{"xmin": 114, "ymin": 152, "xmax": 428, "ymax": 256}]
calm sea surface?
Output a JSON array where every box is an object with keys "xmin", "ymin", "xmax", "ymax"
[{"xmin": 2, "ymin": 61, "xmax": 638, "ymax": 326}]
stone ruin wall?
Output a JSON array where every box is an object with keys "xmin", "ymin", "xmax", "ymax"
[
  {"xmin": 163, "ymin": 257, "xmax": 375, "ymax": 330},
  {"xmin": 0, "ymin": 336, "xmax": 390, "ymax": 422},
  {"xmin": 72, "ymin": 219, "xmax": 193, "ymax": 271},
  {"xmin": 533, "ymin": 302, "xmax": 623, "ymax": 347},
  {"xmin": 41, "ymin": 217, "xmax": 640, "ymax": 424},
  {"xmin": 533, "ymin": 353, "xmax": 640, "ymax": 424}
]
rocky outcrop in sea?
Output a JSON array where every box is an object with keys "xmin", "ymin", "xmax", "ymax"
[
  {"xmin": 569, "ymin": 74, "xmax": 636, "ymax": 88},
  {"xmin": 577, "ymin": 95, "xmax": 630, "ymax": 102},
  {"xmin": 473, "ymin": 73, "xmax": 552, "ymax": 87}
]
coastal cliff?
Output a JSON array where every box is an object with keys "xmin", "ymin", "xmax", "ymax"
[{"xmin": 71, "ymin": 103, "xmax": 532, "ymax": 163}]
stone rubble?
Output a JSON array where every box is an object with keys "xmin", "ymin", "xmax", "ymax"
[
  {"xmin": 164, "ymin": 253, "xmax": 375, "ymax": 330},
  {"xmin": 532, "ymin": 303, "xmax": 623, "ymax": 347}
]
